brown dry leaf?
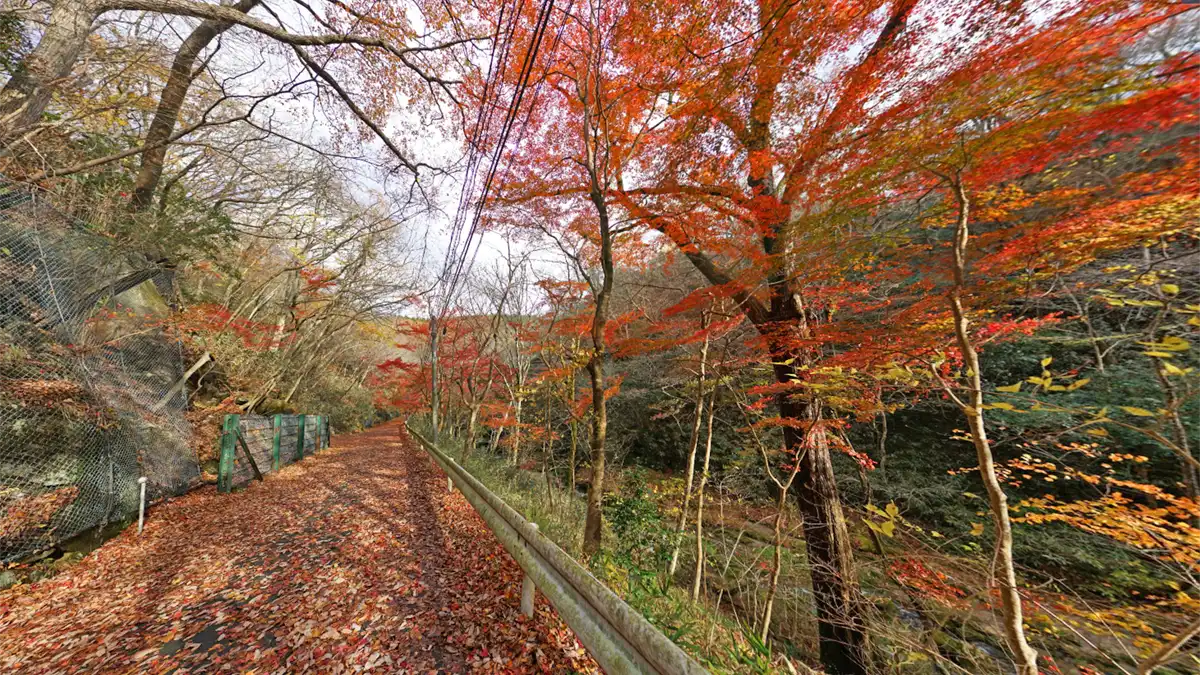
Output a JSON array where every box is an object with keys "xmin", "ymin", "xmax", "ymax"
[{"xmin": 0, "ymin": 422, "xmax": 600, "ymax": 675}]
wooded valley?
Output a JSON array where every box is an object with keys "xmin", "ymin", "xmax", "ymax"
[{"xmin": 0, "ymin": 0, "xmax": 1196, "ymax": 673}]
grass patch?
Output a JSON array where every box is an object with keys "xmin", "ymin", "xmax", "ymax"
[{"xmin": 421, "ymin": 429, "xmax": 802, "ymax": 673}]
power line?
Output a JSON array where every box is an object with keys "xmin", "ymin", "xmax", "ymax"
[
  {"xmin": 435, "ymin": 0, "xmax": 523, "ymax": 304},
  {"xmin": 437, "ymin": 0, "xmax": 559, "ymax": 318}
]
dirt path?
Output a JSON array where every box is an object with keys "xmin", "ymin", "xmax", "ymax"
[{"xmin": 0, "ymin": 422, "xmax": 599, "ymax": 674}]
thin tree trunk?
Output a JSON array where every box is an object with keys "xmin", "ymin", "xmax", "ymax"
[
  {"xmin": 948, "ymin": 179, "xmax": 1039, "ymax": 675},
  {"xmin": 690, "ymin": 384, "xmax": 717, "ymax": 603},
  {"xmin": 855, "ymin": 455, "xmax": 885, "ymax": 556},
  {"xmin": 1154, "ymin": 360, "xmax": 1199, "ymax": 522},
  {"xmin": 512, "ymin": 396, "xmax": 523, "ymax": 465},
  {"xmin": 489, "ymin": 424, "xmax": 503, "ymax": 456},
  {"xmin": 568, "ymin": 364, "xmax": 578, "ymax": 496},
  {"xmin": 669, "ymin": 319, "xmax": 710, "ymax": 578},
  {"xmin": 877, "ymin": 409, "xmax": 888, "ymax": 482},
  {"xmin": 430, "ymin": 315, "xmax": 440, "ymax": 445},
  {"xmin": 1137, "ymin": 614, "xmax": 1200, "ymax": 675},
  {"xmin": 580, "ymin": 82, "xmax": 615, "ymax": 556},
  {"xmin": 543, "ymin": 392, "xmax": 554, "ymax": 506},
  {"xmin": 152, "ymin": 351, "xmax": 211, "ymax": 412},
  {"xmin": 753, "ymin": 413, "xmax": 804, "ymax": 645},
  {"xmin": 657, "ymin": 222, "xmax": 874, "ymax": 672},
  {"xmin": 760, "ymin": 486, "xmax": 787, "ymax": 642},
  {"xmin": 281, "ymin": 338, "xmax": 343, "ymax": 404}
]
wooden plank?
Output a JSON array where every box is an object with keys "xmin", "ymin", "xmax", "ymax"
[
  {"xmin": 234, "ymin": 429, "xmax": 265, "ymax": 482},
  {"xmin": 295, "ymin": 414, "xmax": 307, "ymax": 461},
  {"xmin": 151, "ymin": 351, "xmax": 211, "ymax": 413}
]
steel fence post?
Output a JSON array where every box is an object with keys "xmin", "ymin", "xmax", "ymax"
[
  {"xmin": 295, "ymin": 414, "xmax": 307, "ymax": 460},
  {"xmin": 218, "ymin": 414, "xmax": 239, "ymax": 492},
  {"xmin": 272, "ymin": 414, "xmax": 282, "ymax": 471},
  {"xmin": 521, "ymin": 523, "xmax": 538, "ymax": 617}
]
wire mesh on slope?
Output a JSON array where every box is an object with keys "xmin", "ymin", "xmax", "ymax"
[{"xmin": 0, "ymin": 179, "xmax": 198, "ymax": 562}]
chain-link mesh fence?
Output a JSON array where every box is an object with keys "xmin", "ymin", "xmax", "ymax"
[
  {"xmin": 219, "ymin": 414, "xmax": 329, "ymax": 491},
  {"xmin": 0, "ymin": 178, "xmax": 199, "ymax": 562}
]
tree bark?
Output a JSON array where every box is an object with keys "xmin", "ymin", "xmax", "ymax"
[
  {"xmin": 130, "ymin": 0, "xmax": 261, "ymax": 210},
  {"xmin": 583, "ymin": 354, "xmax": 607, "ymax": 555},
  {"xmin": 644, "ymin": 208, "xmax": 874, "ymax": 673},
  {"xmin": 511, "ymin": 395, "xmax": 523, "ymax": 465},
  {"xmin": 776, "ymin": 382, "xmax": 870, "ymax": 675},
  {"xmin": 430, "ymin": 314, "xmax": 440, "ymax": 445},
  {"xmin": 465, "ymin": 404, "xmax": 480, "ymax": 458},
  {"xmin": 0, "ymin": 0, "xmax": 96, "ymax": 140},
  {"xmin": 152, "ymin": 351, "xmax": 211, "ymax": 412}
]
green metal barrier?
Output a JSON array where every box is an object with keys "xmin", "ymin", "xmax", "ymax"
[{"xmin": 217, "ymin": 413, "xmax": 331, "ymax": 492}]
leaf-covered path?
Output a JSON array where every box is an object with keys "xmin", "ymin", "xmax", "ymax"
[{"xmin": 0, "ymin": 422, "xmax": 599, "ymax": 674}]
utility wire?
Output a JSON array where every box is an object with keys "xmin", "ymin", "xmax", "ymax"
[{"xmin": 436, "ymin": 0, "xmax": 558, "ymax": 319}]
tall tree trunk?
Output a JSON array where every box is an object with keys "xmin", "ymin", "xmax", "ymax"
[
  {"xmin": 430, "ymin": 315, "xmax": 440, "ymax": 445},
  {"xmin": 568, "ymin": 364, "xmax": 578, "ymax": 496},
  {"xmin": 0, "ymin": 0, "xmax": 95, "ymax": 140},
  {"xmin": 583, "ymin": 354, "xmax": 607, "ymax": 555},
  {"xmin": 489, "ymin": 424, "xmax": 503, "ymax": 455},
  {"xmin": 652, "ymin": 210, "xmax": 874, "ymax": 672},
  {"xmin": 543, "ymin": 391, "xmax": 554, "ymax": 501},
  {"xmin": 130, "ymin": 0, "xmax": 261, "ymax": 209},
  {"xmin": 580, "ymin": 89, "xmax": 615, "ymax": 556},
  {"xmin": 776, "ymin": 382, "xmax": 870, "ymax": 675},
  {"xmin": 512, "ymin": 395, "xmax": 524, "ymax": 465},
  {"xmin": 690, "ymin": 384, "xmax": 717, "ymax": 603},
  {"xmin": 948, "ymin": 179, "xmax": 1039, "ymax": 675},
  {"xmin": 465, "ymin": 404, "xmax": 480, "ymax": 458},
  {"xmin": 669, "ymin": 318, "xmax": 710, "ymax": 578}
]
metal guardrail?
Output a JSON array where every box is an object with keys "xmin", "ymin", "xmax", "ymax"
[{"xmin": 407, "ymin": 425, "xmax": 709, "ymax": 675}]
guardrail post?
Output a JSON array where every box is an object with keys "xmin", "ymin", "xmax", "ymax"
[
  {"xmin": 408, "ymin": 424, "xmax": 709, "ymax": 674},
  {"xmin": 272, "ymin": 414, "xmax": 282, "ymax": 471},
  {"xmin": 137, "ymin": 476, "xmax": 148, "ymax": 534},
  {"xmin": 521, "ymin": 522, "xmax": 538, "ymax": 617},
  {"xmin": 295, "ymin": 414, "xmax": 307, "ymax": 460},
  {"xmin": 218, "ymin": 414, "xmax": 239, "ymax": 493}
]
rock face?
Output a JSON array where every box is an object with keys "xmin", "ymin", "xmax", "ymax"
[
  {"xmin": 0, "ymin": 199, "xmax": 197, "ymax": 563},
  {"xmin": 82, "ymin": 275, "xmax": 172, "ymax": 344}
]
